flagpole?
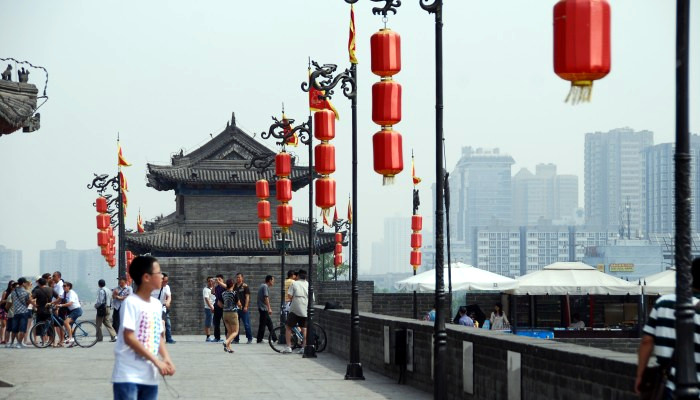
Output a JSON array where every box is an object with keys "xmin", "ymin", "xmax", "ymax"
[{"xmin": 117, "ymin": 136, "xmax": 126, "ymax": 279}]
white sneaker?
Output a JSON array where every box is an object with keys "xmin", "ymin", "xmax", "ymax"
[
  {"xmin": 14, "ymin": 343, "xmax": 22, "ymax": 349},
  {"xmin": 296, "ymin": 348, "xmax": 304, "ymax": 354},
  {"xmin": 281, "ymin": 347, "xmax": 292, "ymax": 354}
]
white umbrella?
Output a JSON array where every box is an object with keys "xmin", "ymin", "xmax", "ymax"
[
  {"xmin": 395, "ymin": 262, "xmax": 518, "ymax": 292},
  {"xmin": 506, "ymin": 261, "xmax": 642, "ymax": 295},
  {"xmin": 643, "ymin": 268, "xmax": 675, "ymax": 295}
]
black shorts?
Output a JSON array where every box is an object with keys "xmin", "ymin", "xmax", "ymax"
[
  {"xmin": 285, "ymin": 312, "xmax": 307, "ymax": 328},
  {"xmin": 36, "ymin": 313, "xmax": 50, "ymax": 323}
]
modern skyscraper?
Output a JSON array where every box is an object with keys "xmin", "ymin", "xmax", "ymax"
[
  {"xmin": 584, "ymin": 128, "xmax": 653, "ymax": 237},
  {"xmin": 512, "ymin": 163, "xmax": 579, "ymax": 226},
  {"xmin": 40, "ymin": 241, "xmax": 116, "ymax": 285},
  {"xmin": 0, "ymin": 245, "xmax": 22, "ymax": 278},
  {"xmin": 644, "ymin": 135, "xmax": 700, "ymax": 236},
  {"xmin": 450, "ymin": 147, "xmax": 515, "ymax": 242}
]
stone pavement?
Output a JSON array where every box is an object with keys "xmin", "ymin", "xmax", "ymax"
[{"xmin": 0, "ymin": 331, "xmax": 430, "ymax": 400}]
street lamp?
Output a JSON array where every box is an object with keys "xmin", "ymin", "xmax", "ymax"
[
  {"xmin": 302, "ymin": 60, "xmax": 362, "ymax": 379},
  {"xmin": 87, "ymin": 172, "xmax": 126, "ymax": 277}
]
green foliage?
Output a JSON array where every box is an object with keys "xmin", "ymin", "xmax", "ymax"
[{"xmin": 316, "ymin": 252, "xmax": 350, "ymax": 281}]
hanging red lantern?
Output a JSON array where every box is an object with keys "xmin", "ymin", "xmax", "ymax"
[
  {"xmin": 275, "ymin": 152, "xmax": 292, "ymax": 177},
  {"xmin": 257, "ymin": 200, "xmax": 271, "ymax": 220},
  {"xmin": 108, "ymin": 259, "xmax": 116, "ymax": 268},
  {"xmin": 334, "ymin": 254, "xmax": 343, "ymax": 267},
  {"xmin": 101, "ymin": 245, "xmax": 110, "ymax": 256},
  {"xmin": 411, "ymin": 215, "xmax": 423, "ymax": 231},
  {"xmin": 335, "ymin": 243, "xmax": 343, "ymax": 255},
  {"xmin": 372, "ymin": 80, "xmax": 402, "ymax": 126},
  {"xmin": 335, "ymin": 232, "xmax": 343, "ymax": 244},
  {"xmin": 96, "ymin": 214, "xmax": 110, "ymax": 230},
  {"xmin": 277, "ymin": 204, "xmax": 293, "ymax": 231},
  {"xmin": 314, "ymin": 144, "xmax": 336, "ymax": 175},
  {"xmin": 276, "ymin": 178, "xmax": 292, "ymax": 203},
  {"xmin": 256, "ymin": 179, "xmax": 270, "ymax": 199},
  {"xmin": 97, "ymin": 230, "xmax": 109, "ymax": 247},
  {"xmin": 372, "ymin": 129, "xmax": 403, "ymax": 184},
  {"xmin": 410, "ymin": 233, "xmax": 422, "ymax": 249},
  {"xmin": 410, "ymin": 250, "xmax": 422, "ymax": 267},
  {"xmin": 553, "ymin": 0, "xmax": 611, "ymax": 103},
  {"xmin": 315, "ymin": 177, "xmax": 336, "ymax": 210},
  {"xmin": 258, "ymin": 220, "xmax": 272, "ymax": 243},
  {"xmin": 371, "ymin": 29, "xmax": 401, "ymax": 77},
  {"xmin": 96, "ymin": 197, "xmax": 108, "ymax": 213},
  {"xmin": 314, "ymin": 110, "xmax": 336, "ymax": 141}
]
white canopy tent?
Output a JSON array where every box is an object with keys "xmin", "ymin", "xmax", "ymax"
[
  {"xmin": 395, "ymin": 262, "xmax": 518, "ymax": 293},
  {"xmin": 506, "ymin": 262, "xmax": 642, "ymax": 295},
  {"xmin": 643, "ymin": 268, "xmax": 675, "ymax": 295}
]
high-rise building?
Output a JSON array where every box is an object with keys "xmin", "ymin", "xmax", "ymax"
[
  {"xmin": 512, "ymin": 163, "xmax": 579, "ymax": 226},
  {"xmin": 449, "ymin": 147, "xmax": 515, "ymax": 243},
  {"xmin": 0, "ymin": 245, "xmax": 22, "ymax": 279},
  {"xmin": 371, "ymin": 216, "xmax": 411, "ymax": 274},
  {"xmin": 643, "ymin": 135, "xmax": 700, "ymax": 236},
  {"xmin": 585, "ymin": 128, "xmax": 654, "ymax": 237},
  {"xmin": 40, "ymin": 241, "xmax": 116, "ymax": 286}
]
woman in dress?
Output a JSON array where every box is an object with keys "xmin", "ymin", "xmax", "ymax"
[
  {"xmin": 222, "ymin": 279, "xmax": 240, "ymax": 353},
  {"xmin": 489, "ymin": 303, "xmax": 510, "ymax": 330},
  {"xmin": 0, "ymin": 280, "xmax": 15, "ymax": 345}
]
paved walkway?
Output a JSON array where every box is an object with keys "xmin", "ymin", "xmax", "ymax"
[{"xmin": 0, "ymin": 327, "xmax": 429, "ymax": 400}]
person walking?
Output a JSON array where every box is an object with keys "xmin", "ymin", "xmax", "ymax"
[
  {"xmin": 58, "ymin": 282, "xmax": 82, "ymax": 347},
  {"xmin": 111, "ymin": 255, "xmax": 175, "ymax": 399},
  {"xmin": 283, "ymin": 269, "xmax": 309, "ymax": 354},
  {"xmin": 112, "ymin": 277, "xmax": 132, "ymax": 334},
  {"xmin": 212, "ymin": 274, "xmax": 227, "ymax": 343},
  {"xmin": 152, "ymin": 273, "xmax": 174, "ymax": 344},
  {"xmin": 95, "ymin": 279, "xmax": 117, "ymax": 342},
  {"xmin": 256, "ymin": 275, "xmax": 276, "ymax": 343},
  {"xmin": 202, "ymin": 277, "xmax": 215, "ymax": 342},
  {"xmin": 635, "ymin": 257, "xmax": 700, "ymax": 399},
  {"xmin": 232, "ymin": 273, "xmax": 252, "ymax": 344},
  {"xmin": 10, "ymin": 278, "xmax": 34, "ymax": 348},
  {"xmin": 221, "ymin": 279, "xmax": 240, "ymax": 354}
]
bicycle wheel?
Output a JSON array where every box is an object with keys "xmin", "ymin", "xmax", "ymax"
[
  {"xmin": 268, "ymin": 326, "xmax": 298, "ymax": 353},
  {"xmin": 311, "ymin": 323, "xmax": 327, "ymax": 353},
  {"xmin": 73, "ymin": 321, "xmax": 98, "ymax": 348},
  {"xmin": 29, "ymin": 321, "xmax": 54, "ymax": 348}
]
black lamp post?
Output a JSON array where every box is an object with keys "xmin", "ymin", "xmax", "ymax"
[
  {"xmin": 302, "ymin": 60, "xmax": 361, "ymax": 378},
  {"xmin": 87, "ymin": 172, "xmax": 126, "ymax": 278},
  {"xmin": 673, "ymin": 1, "xmax": 697, "ymax": 398}
]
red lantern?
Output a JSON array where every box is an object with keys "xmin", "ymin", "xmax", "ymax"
[
  {"xmin": 335, "ymin": 243, "xmax": 343, "ymax": 255},
  {"xmin": 96, "ymin": 197, "xmax": 108, "ymax": 213},
  {"xmin": 108, "ymin": 259, "xmax": 116, "ymax": 268},
  {"xmin": 335, "ymin": 232, "xmax": 343, "ymax": 244},
  {"xmin": 315, "ymin": 177, "xmax": 336, "ymax": 210},
  {"xmin": 275, "ymin": 152, "xmax": 292, "ymax": 177},
  {"xmin": 410, "ymin": 250, "xmax": 422, "ymax": 267},
  {"xmin": 372, "ymin": 80, "xmax": 402, "ymax": 126},
  {"xmin": 334, "ymin": 254, "xmax": 343, "ymax": 267},
  {"xmin": 256, "ymin": 179, "xmax": 270, "ymax": 199},
  {"xmin": 96, "ymin": 214, "xmax": 110, "ymax": 230},
  {"xmin": 257, "ymin": 200, "xmax": 271, "ymax": 220},
  {"xmin": 101, "ymin": 246, "xmax": 110, "ymax": 256},
  {"xmin": 371, "ymin": 29, "xmax": 401, "ymax": 77},
  {"xmin": 411, "ymin": 215, "xmax": 423, "ymax": 231},
  {"xmin": 410, "ymin": 233, "xmax": 422, "ymax": 249},
  {"xmin": 277, "ymin": 204, "xmax": 293, "ymax": 230},
  {"xmin": 258, "ymin": 220, "xmax": 272, "ymax": 243},
  {"xmin": 372, "ymin": 129, "xmax": 403, "ymax": 184},
  {"xmin": 275, "ymin": 178, "xmax": 292, "ymax": 203},
  {"xmin": 314, "ymin": 110, "xmax": 336, "ymax": 141},
  {"xmin": 553, "ymin": 0, "xmax": 611, "ymax": 103},
  {"xmin": 97, "ymin": 230, "xmax": 109, "ymax": 247},
  {"xmin": 314, "ymin": 144, "xmax": 336, "ymax": 175}
]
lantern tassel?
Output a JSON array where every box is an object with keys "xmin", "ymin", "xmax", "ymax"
[
  {"xmin": 382, "ymin": 176, "xmax": 395, "ymax": 186},
  {"xmin": 564, "ymin": 81, "xmax": 593, "ymax": 105}
]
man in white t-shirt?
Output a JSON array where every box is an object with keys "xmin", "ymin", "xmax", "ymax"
[
  {"xmin": 57, "ymin": 281, "xmax": 82, "ymax": 347},
  {"xmin": 283, "ymin": 269, "xmax": 309, "ymax": 354},
  {"xmin": 202, "ymin": 277, "xmax": 215, "ymax": 342},
  {"xmin": 151, "ymin": 273, "xmax": 174, "ymax": 344},
  {"xmin": 112, "ymin": 255, "xmax": 175, "ymax": 399}
]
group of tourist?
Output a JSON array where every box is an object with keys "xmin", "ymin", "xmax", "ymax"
[
  {"xmin": 0, "ymin": 271, "xmax": 82, "ymax": 348},
  {"xmin": 201, "ymin": 268, "xmax": 309, "ymax": 354}
]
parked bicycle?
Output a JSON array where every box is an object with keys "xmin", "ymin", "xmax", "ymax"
[
  {"xmin": 268, "ymin": 322, "xmax": 327, "ymax": 353},
  {"xmin": 29, "ymin": 305, "xmax": 98, "ymax": 348}
]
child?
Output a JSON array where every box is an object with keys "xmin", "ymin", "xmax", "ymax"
[{"xmin": 111, "ymin": 255, "xmax": 175, "ymax": 399}]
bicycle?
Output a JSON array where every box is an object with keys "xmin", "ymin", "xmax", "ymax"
[
  {"xmin": 29, "ymin": 305, "xmax": 98, "ymax": 348},
  {"xmin": 268, "ymin": 321, "xmax": 327, "ymax": 353}
]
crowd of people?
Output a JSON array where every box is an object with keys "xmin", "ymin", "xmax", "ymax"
[{"xmin": 0, "ymin": 271, "xmax": 83, "ymax": 348}]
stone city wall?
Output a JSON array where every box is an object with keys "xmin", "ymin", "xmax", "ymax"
[{"xmin": 315, "ymin": 307, "xmax": 638, "ymax": 400}]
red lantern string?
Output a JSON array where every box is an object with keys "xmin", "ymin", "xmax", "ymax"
[
  {"xmin": 410, "ymin": 214, "xmax": 423, "ymax": 271},
  {"xmin": 314, "ymin": 109, "xmax": 337, "ymax": 216},
  {"xmin": 275, "ymin": 151, "xmax": 293, "ymax": 233},
  {"xmin": 256, "ymin": 179, "xmax": 272, "ymax": 243}
]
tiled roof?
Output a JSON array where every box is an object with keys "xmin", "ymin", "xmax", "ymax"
[{"xmin": 125, "ymin": 224, "xmax": 338, "ymax": 256}]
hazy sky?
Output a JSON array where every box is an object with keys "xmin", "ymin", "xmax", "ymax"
[{"xmin": 1, "ymin": 1, "xmax": 698, "ymax": 276}]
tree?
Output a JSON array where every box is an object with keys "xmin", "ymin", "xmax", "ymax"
[{"xmin": 316, "ymin": 252, "xmax": 350, "ymax": 281}]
